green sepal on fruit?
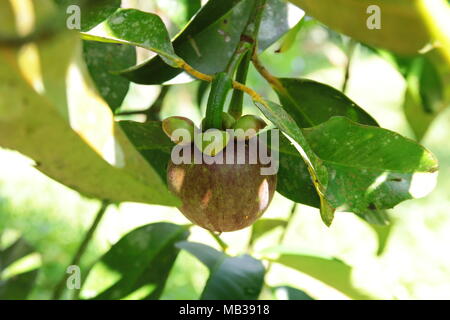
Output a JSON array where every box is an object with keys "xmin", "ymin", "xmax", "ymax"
[
  {"xmin": 162, "ymin": 116, "xmax": 197, "ymax": 145},
  {"xmin": 232, "ymin": 114, "xmax": 267, "ymax": 140},
  {"xmin": 194, "ymin": 128, "xmax": 231, "ymax": 157},
  {"xmin": 201, "ymin": 112, "xmax": 236, "ymax": 131},
  {"xmin": 221, "ymin": 112, "xmax": 236, "ymax": 129}
]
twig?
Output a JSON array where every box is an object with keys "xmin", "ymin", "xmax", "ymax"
[
  {"xmin": 251, "ymin": 53, "xmax": 286, "ymax": 94},
  {"xmin": 52, "ymin": 200, "xmax": 110, "ymax": 300},
  {"xmin": 265, "ymin": 203, "xmax": 297, "ymax": 275},
  {"xmin": 115, "ymin": 85, "xmax": 170, "ymax": 121},
  {"xmin": 342, "ymin": 40, "xmax": 357, "ymax": 93}
]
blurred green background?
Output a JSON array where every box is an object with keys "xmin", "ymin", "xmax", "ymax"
[{"xmin": 1, "ymin": 0, "xmax": 450, "ymax": 300}]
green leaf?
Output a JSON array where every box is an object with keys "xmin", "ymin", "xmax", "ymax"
[
  {"xmin": 121, "ymin": 0, "xmax": 290, "ymax": 85},
  {"xmin": 264, "ymin": 247, "xmax": 370, "ymax": 299},
  {"xmin": 182, "ymin": 0, "xmax": 202, "ymax": 22},
  {"xmin": 120, "ymin": 0, "xmax": 251, "ymax": 84},
  {"xmin": 196, "ymin": 80, "xmax": 210, "ymax": 109},
  {"xmin": 82, "ymin": 9, "xmax": 179, "ymax": 67},
  {"xmin": 267, "ymin": 78, "xmax": 377, "ymax": 213},
  {"xmin": 272, "ymin": 285, "xmax": 314, "ymax": 300},
  {"xmin": 375, "ymin": 49, "xmax": 450, "ymax": 141},
  {"xmin": 357, "ymin": 208, "xmax": 390, "ymax": 226},
  {"xmin": 403, "ymin": 56, "xmax": 448, "ymax": 141},
  {"xmin": 119, "ymin": 120, "xmax": 175, "ymax": 183},
  {"xmin": 276, "ymin": 78, "xmax": 379, "ymax": 128},
  {"xmin": 266, "ymin": 112, "xmax": 438, "ymax": 223},
  {"xmin": 275, "ymin": 17, "xmax": 306, "ymax": 54},
  {"xmin": 365, "ymin": 219, "xmax": 392, "ymax": 256},
  {"xmin": 0, "ymin": 236, "xmax": 39, "ymax": 300},
  {"xmin": 258, "ymin": 0, "xmax": 289, "ymax": 51},
  {"xmin": 176, "ymin": 242, "xmax": 265, "ymax": 300},
  {"xmin": 288, "ymin": 0, "xmax": 430, "ymax": 55},
  {"xmin": 275, "ymin": 134, "xmax": 321, "ymax": 208},
  {"xmin": 0, "ymin": 49, "xmax": 179, "ymax": 206},
  {"xmin": 249, "ymin": 219, "xmax": 287, "ymax": 246},
  {"xmin": 55, "ymin": 0, "xmax": 121, "ymax": 32},
  {"xmin": 0, "ymin": 0, "xmax": 17, "ymax": 38},
  {"xmin": 254, "ymin": 99, "xmax": 332, "ymax": 224},
  {"xmin": 83, "ymin": 40, "xmax": 136, "ymax": 113},
  {"xmin": 37, "ymin": 30, "xmax": 78, "ymax": 121},
  {"xmin": 304, "ymin": 117, "xmax": 438, "ymax": 217},
  {"xmin": 82, "ymin": 223, "xmax": 189, "ymax": 300}
]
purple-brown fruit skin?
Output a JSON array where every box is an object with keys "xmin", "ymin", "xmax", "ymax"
[{"xmin": 167, "ymin": 142, "xmax": 277, "ymax": 232}]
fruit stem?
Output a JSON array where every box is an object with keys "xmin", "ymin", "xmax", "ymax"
[
  {"xmin": 52, "ymin": 200, "xmax": 110, "ymax": 300},
  {"xmin": 204, "ymin": 72, "xmax": 232, "ymax": 130},
  {"xmin": 209, "ymin": 231, "xmax": 228, "ymax": 253},
  {"xmin": 227, "ymin": 0, "xmax": 267, "ymax": 118},
  {"xmin": 175, "ymin": 58, "xmax": 267, "ymax": 106},
  {"xmin": 228, "ymin": 52, "xmax": 251, "ymax": 119},
  {"xmin": 115, "ymin": 85, "xmax": 170, "ymax": 120}
]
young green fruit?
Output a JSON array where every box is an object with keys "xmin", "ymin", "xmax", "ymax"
[{"xmin": 167, "ymin": 141, "xmax": 277, "ymax": 232}]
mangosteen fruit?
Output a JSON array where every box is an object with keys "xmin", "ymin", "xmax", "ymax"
[{"xmin": 167, "ymin": 141, "xmax": 277, "ymax": 232}]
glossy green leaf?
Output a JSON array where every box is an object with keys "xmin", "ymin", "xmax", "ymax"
[
  {"xmin": 121, "ymin": 0, "xmax": 289, "ymax": 84},
  {"xmin": 258, "ymin": 0, "xmax": 289, "ymax": 51},
  {"xmin": 276, "ymin": 78, "xmax": 379, "ymax": 128},
  {"xmin": 264, "ymin": 247, "xmax": 370, "ymax": 299},
  {"xmin": 119, "ymin": 121, "xmax": 175, "ymax": 183},
  {"xmin": 249, "ymin": 219, "xmax": 287, "ymax": 246},
  {"xmin": 83, "ymin": 40, "xmax": 136, "ymax": 113},
  {"xmin": 83, "ymin": 9, "xmax": 179, "ymax": 67},
  {"xmin": 274, "ymin": 134, "xmax": 320, "ymax": 208},
  {"xmin": 121, "ymin": 0, "xmax": 251, "ymax": 84},
  {"xmin": 176, "ymin": 242, "xmax": 265, "ymax": 300},
  {"xmin": 55, "ymin": 0, "xmax": 121, "ymax": 32},
  {"xmin": 254, "ymin": 99, "xmax": 332, "ymax": 224},
  {"xmin": 304, "ymin": 117, "xmax": 438, "ymax": 217},
  {"xmin": 0, "ymin": 236, "xmax": 39, "ymax": 300},
  {"xmin": 272, "ymin": 77, "xmax": 377, "ymax": 211},
  {"xmin": 289, "ymin": 0, "xmax": 431, "ymax": 55},
  {"xmin": 82, "ymin": 223, "xmax": 189, "ymax": 300},
  {"xmin": 0, "ymin": 49, "xmax": 179, "ymax": 206},
  {"xmin": 268, "ymin": 113, "xmax": 438, "ymax": 223},
  {"xmin": 272, "ymin": 285, "xmax": 314, "ymax": 300}
]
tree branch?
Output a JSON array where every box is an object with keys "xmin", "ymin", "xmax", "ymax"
[{"xmin": 52, "ymin": 200, "xmax": 110, "ymax": 300}]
